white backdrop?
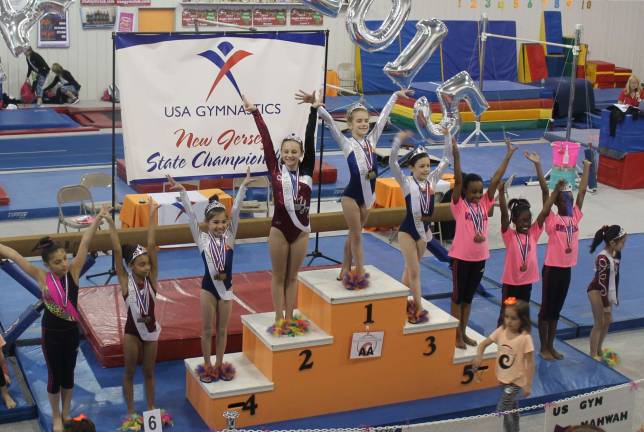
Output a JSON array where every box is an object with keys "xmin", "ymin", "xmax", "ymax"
[
  {"xmin": 116, "ymin": 32, "xmax": 325, "ymax": 182},
  {"xmin": 0, "ymin": 1, "xmax": 643, "ymax": 100}
]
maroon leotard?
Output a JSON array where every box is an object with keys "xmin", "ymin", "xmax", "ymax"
[
  {"xmin": 587, "ymin": 252, "xmax": 620, "ymax": 308},
  {"xmin": 124, "ymin": 276, "xmax": 158, "ymax": 341},
  {"xmin": 252, "ymin": 108, "xmax": 317, "ymax": 243}
]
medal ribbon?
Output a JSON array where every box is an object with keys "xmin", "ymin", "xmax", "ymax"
[
  {"xmin": 414, "ymin": 178, "xmax": 431, "ymax": 214},
  {"xmin": 130, "ymin": 274, "xmax": 150, "ymax": 316},
  {"xmin": 288, "ymin": 169, "xmax": 299, "ymax": 203},
  {"xmin": 514, "ymin": 231, "xmax": 529, "ymax": 268},
  {"xmin": 355, "ymin": 138, "xmax": 373, "ymax": 171},
  {"xmin": 208, "ymin": 233, "xmax": 226, "ymax": 272},
  {"xmin": 558, "ymin": 215, "xmax": 573, "ymax": 250},
  {"xmin": 49, "ymin": 273, "xmax": 68, "ymax": 307},
  {"xmin": 465, "ymin": 200, "xmax": 484, "ymax": 234}
]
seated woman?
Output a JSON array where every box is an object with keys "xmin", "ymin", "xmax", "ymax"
[
  {"xmin": 618, "ymin": 75, "xmax": 643, "ymax": 107},
  {"xmin": 44, "ymin": 63, "xmax": 81, "ymax": 104}
]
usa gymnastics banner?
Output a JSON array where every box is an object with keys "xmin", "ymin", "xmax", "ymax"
[{"xmin": 115, "ymin": 32, "xmax": 325, "ymax": 183}]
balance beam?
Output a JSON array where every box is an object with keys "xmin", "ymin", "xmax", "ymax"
[{"xmin": 0, "ymin": 204, "xmax": 453, "ymax": 258}]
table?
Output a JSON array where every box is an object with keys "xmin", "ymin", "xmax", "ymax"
[
  {"xmin": 374, "ymin": 176, "xmax": 452, "ymax": 209},
  {"xmin": 120, "ymin": 189, "xmax": 232, "ymax": 228}
]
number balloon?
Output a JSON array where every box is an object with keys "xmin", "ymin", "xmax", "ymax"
[
  {"xmin": 345, "ymin": 0, "xmax": 411, "ymax": 52},
  {"xmin": 383, "ymin": 19, "xmax": 448, "ymax": 89},
  {"xmin": 0, "ymin": 0, "xmax": 74, "ymax": 56}
]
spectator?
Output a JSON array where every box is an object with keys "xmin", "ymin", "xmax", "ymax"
[
  {"xmin": 24, "ymin": 46, "xmax": 50, "ymax": 105},
  {"xmin": 44, "ymin": 63, "xmax": 81, "ymax": 104}
]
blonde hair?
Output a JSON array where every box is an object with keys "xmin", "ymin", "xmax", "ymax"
[
  {"xmin": 51, "ymin": 63, "xmax": 63, "ymax": 74},
  {"xmin": 626, "ymin": 75, "xmax": 640, "ymax": 94},
  {"xmin": 345, "ymin": 107, "xmax": 368, "ymax": 123}
]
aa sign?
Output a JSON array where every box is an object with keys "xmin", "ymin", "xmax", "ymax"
[
  {"xmin": 544, "ymin": 385, "xmax": 635, "ymax": 432},
  {"xmin": 350, "ymin": 331, "xmax": 384, "ymax": 359}
]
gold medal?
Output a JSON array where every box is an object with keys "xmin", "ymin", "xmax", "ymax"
[
  {"xmin": 565, "ymin": 247, "xmax": 572, "ymax": 254},
  {"xmin": 365, "ymin": 170, "xmax": 376, "ymax": 180},
  {"xmin": 216, "ymin": 272, "xmax": 227, "ymax": 281}
]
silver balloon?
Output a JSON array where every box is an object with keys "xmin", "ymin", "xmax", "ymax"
[
  {"xmin": 0, "ymin": 0, "xmax": 73, "ymax": 57},
  {"xmin": 414, "ymin": 71, "xmax": 489, "ymax": 140},
  {"xmin": 346, "ymin": 0, "xmax": 411, "ymax": 53},
  {"xmin": 384, "ymin": 19, "xmax": 447, "ymax": 89},
  {"xmin": 300, "ymin": 0, "xmax": 342, "ymax": 17}
]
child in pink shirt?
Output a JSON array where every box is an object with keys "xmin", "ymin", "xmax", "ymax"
[
  {"xmin": 474, "ymin": 299, "xmax": 535, "ymax": 432},
  {"xmin": 539, "ymin": 159, "xmax": 591, "ymax": 361},
  {"xmin": 450, "ymin": 137, "xmax": 516, "ymax": 349},
  {"xmin": 0, "ymin": 334, "xmax": 16, "ymax": 409},
  {"xmin": 497, "ymin": 154, "xmax": 564, "ymax": 326}
]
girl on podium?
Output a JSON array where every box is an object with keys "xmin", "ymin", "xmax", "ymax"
[
  {"xmin": 166, "ymin": 170, "xmax": 253, "ymax": 381},
  {"xmin": 243, "ymin": 91, "xmax": 319, "ymax": 335},
  {"xmin": 317, "ymin": 89, "xmax": 412, "ymax": 289},
  {"xmin": 389, "ymin": 130, "xmax": 449, "ymax": 323}
]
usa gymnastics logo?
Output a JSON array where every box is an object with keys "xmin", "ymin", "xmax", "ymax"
[{"xmin": 199, "ymin": 41, "xmax": 253, "ymax": 102}]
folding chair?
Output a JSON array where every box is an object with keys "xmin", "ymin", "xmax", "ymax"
[{"xmin": 56, "ymin": 185, "xmax": 97, "ymax": 233}]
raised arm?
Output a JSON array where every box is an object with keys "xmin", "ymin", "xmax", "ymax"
[
  {"xmin": 576, "ymin": 159, "xmax": 591, "ymax": 210},
  {"xmin": 104, "ymin": 213, "xmax": 128, "ymax": 296},
  {"xmin": 429, "ymin": 133, "xmax": 452, "ymax": 189},
  {"xmin": 487, "ymin": 138, "xmax": 517, "ymax": 200},
  {"xmin": 167, "ymin": 175, "xmax": 202, "ymax": 245},
  {"xmin": 452, "ymin": 137, "xmax": 462, "ymax": 204},
  {"xmin": 317, "ymin": 105, "xmax": 348, "ymax": 152},
  {"xmin": 389, "ymin": 131, "xmax": 412, "ymax": 188},
  {"xmin": 498, "ymin": 182, "xmax": 510, "ymax": 232},
  {"xmin": 147, "ymin": 202, "xmax": 160, "ymax": 284},
  {"xmin": 536, "ymin": 179, "xmax": 564, "ymax": 227},
  {"xmin": 370, "ymin": 90, "xmax": 404, "ymax": 143},
  {"xmin": 0, "ymin": 244, "xmax": 44, "ymax": 285},
  {"xmin": 69, "ymin": 205, "xmax": 108, "ymax": 282},
  {"xmin": 525, "ymin": 151, "xmax": 548, "ymax": 204},
  {"xmin": 229, "ymin": 168, "xmax": 254, "ymax": 240},
  {"xmin": 243, "ymin": 95, "xmax": 279, "ymax": 173},
  {"xmin": 294, "ymin": 90, "xmax": 323, "ymax": 176}
]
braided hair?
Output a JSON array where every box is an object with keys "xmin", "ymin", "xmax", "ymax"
[
  {"xmin": 590, "ymin": 225, "xmax": 625, "ymax": 253},
  {"xmin": 507, "ymin": 198, "xmax": 531, "ymax": 223}
]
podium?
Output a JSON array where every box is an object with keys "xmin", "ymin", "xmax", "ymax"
[{"xmin": 185, "ymin": 266, "xmax": 497, "ymax": 429}]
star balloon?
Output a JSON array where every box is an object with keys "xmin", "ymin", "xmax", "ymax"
[{"xmin": 0, "ymin": 0, "xmax": 74, "ymax": 56}]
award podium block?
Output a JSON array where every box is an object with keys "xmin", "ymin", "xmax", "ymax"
[{"xmin": 186, "ymin": 266, "xmax": 497, "ymax": 429}]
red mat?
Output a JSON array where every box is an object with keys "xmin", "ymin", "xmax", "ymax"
[
  {"xmin": 78, "ymin": 271, "xmax": 276, "ymax": 368},
  {"xmin": 0, "ymin": 185, "xmax": 9, "ymax": 206}
]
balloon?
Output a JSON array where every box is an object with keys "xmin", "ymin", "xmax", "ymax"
[
  {"xmin": 384, "ymin": 19, "xmax": 448, "ymax": 89},
  {"xmin": 346, "ymin": 0, "xmax": 411, "ymax": 52},
  {"xmin": 414, "ymin": 71, "xmax": 489, "ymax": 140},
  {"xmin": 0, "ymin": 0, "xmax": 73, "ymax": 57},
  {"xmin": 300, "ymin": 0, "xmax": 342, "ymax": 17}
]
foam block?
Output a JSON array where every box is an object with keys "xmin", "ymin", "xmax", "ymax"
[{"xmin": 0, "ymin": 185, "xmax": 9, "ymax": 206}]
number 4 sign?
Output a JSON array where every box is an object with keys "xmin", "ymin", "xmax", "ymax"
[{"xmin": 143, "ymin": 408, "xmax": 163, "ymax": 432}]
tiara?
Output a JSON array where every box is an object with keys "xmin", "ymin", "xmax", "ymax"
[
  {"xmin": 347, "ymin": 102, "xmax": 368, "ymax": 116},
  {"xmin": 130, "ymin": 244, "xmax": 147, "ymax": 263},
  {"xmin": 616, "ymin": 227, "xmax": 626, "ymax": 239},
  {"xmin": 282, "ymin": 133, "xmax": 303, "ymax": 146},
  {"xmin": 409, "ymin": 145, "xmax": 428, "ymax": 159},
  {"xmin": 205, "ymin": 200, "xmax": 226, "ymax": 216}
]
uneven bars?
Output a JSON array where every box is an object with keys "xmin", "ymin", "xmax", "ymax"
[
  {"xmin": 326, "ymin": 83, "xmax": 361, "ymax": 96},
  {"xmin": 482, "ymin": 32, "xmax": 578, "ymax": 51}
]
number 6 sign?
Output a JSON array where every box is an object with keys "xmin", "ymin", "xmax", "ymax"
[{"xmin": 143, "ymin": 408, "xmax": 162, "ymax": 432}]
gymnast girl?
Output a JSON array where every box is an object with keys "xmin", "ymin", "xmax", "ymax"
[
  {"xmin": 389, "ymin": 129, "xmax": 450, "ymax": 323},
  {"xmin": 242, "ymin": 91, "xmax": 319, "ymax": 334},
  {"xmin": 538, "ymin": 159, "xmax": 590, "ymax": 360},
  {"xmin": 587, "ymin": 225, "xmax": 626, "ymax": 360},
  {"xmin": 166, "ymin": 169, "xmax": 254, "ymax": 380},
  {"xmin": 104, "ymin": 202, "xmax": 168, "ymax": 428},
  {"xmin": 317, "ymin": 88, "xmax": 412, "ymax": 289},
  {"xmin": 450, "ymin": 138, "xmax": 516, "ymax": 349},
  {"xmin": 0, "ymin": 206, "xmax": 108, "ymax": 432}
]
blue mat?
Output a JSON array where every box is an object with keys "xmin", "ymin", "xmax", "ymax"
[
  {"xmin": 542, "ymin": 11, "xmax": 564, "ymax": 55},
  {"xmin": 0, "ymin": 133, "xmax": 125, "ymax": 171},
  {"xmin": 413, "ymin": 80, "xmax": 548, "ymax": 102},
  {"xmin": 0, "ymin": 108, "xmax": 82, "ymax": 131},
  {"xmin": 593, "ymin": 88, "xmax": 622, "ymax": 110},
  {"xmin": 0, "ymin": 356, "xmax": 37, "ymax": 424}
]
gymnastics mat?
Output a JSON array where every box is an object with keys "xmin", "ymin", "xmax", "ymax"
[
  {"xmin": 0, "ymin": 108, "xmax": 97, "ymax": 134},
  {"xmin": 412, "ymin": 80, "xmax": 547, "ymax": 102},
  {"xmin": 69, "ymin": 109, "xmax": 122, "ymax": 129},
  {"xmin": 0, "ymin": 185, "xmax": 8, "ymax": 206},
  {"xmin": 78, "ymin": 272, "xmax": 275, "ymax": 368},
  {"xmin": 396, "ymin": 97, "xmax": 554, "ymax": 111}
]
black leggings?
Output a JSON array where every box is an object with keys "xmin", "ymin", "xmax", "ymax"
[
  {"xmin": 42, "ymin": 326, "xmax": 80, "ymax": 394},
  {"xmin": 451, "ymin": 258, "xmax": 486, "ymax": 305},
  {"xmin": 539, "ymin": 265, "xmax": 571, "ymax": 321}
]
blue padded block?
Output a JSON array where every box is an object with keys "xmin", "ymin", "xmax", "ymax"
[
  {"xmin": 598, "ymin": 109, "xmax": 644, "ymax": 153},
  {"xmin": 0, "ymin": 108, "xmax": 81, "ymax": 131},
  {"xmin": 543, "ymin": 11, "xmax": 564, "ymax": 55}
]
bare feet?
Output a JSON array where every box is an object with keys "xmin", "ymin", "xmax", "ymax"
[
  {"xmin": 53, "ymin": 416, "xmax": 64, "ymax": 432},
  {"xmin": 540, "ymin": 350, "xmax": 555, "ymax": 361},
  {"xmin": 1, "ymin": 392, "xmax": 15, "ymax": 409},
  {"xmin": 550, "ymin": 347, "xmax": 564, "ymax": 360},
  {"xmin": 455, "ymin": 338, "xmax": 466, "ymax": 350},
  {"xmin": 463, "ymin": 333, "xmax": 478, "ymax": 347}
]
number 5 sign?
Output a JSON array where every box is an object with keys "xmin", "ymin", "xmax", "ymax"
[{"xmin": 143, "ymin": 408, "xmax": 163, "ymax": 432}]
